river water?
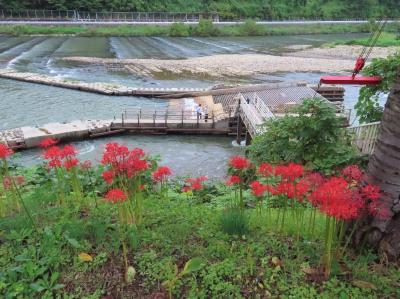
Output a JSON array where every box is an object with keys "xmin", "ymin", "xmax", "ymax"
[{"xmin": 0, "ymin": 33, "xmax": 366, "ymax": 177}]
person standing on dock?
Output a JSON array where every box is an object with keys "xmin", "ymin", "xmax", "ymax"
[{"xmin": 196, "ymin": 104, "xmax": 203, "ymax": 120}]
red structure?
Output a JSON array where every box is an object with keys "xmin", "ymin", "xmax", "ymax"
[{"xmin": 319, "ymin": 20, "xmax": 386, "ymax": 86}]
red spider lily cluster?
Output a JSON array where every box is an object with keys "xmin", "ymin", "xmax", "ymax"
[
  {"xmin": 0, "ymin": 143, "xmax": 13, "ymax": 159},
  {"xmin": 152, "ymin": 166, "xmax": 172, "ymax": 182},
  {"xmin": 101, "ymin": 143, "xmax": 148, "ymax": 184},
  {"xmin": 182, "ymin": 176, "xmax": 208, "ymax": 193},
  {"xmin": 251, "ymin": 162, "xmax": 385, "ymax": 221},
  {"xmin": 43, "ymin": 144, "xmax": 79, "ymax": 170},
  {"xmin": 105, "ymin": 188, "xmax": 127, "ymax": 204}
]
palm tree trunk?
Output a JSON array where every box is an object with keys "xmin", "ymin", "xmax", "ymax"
[{"xmin": 354, "ymin": 69, "xmax": 400, "ymax": 260}]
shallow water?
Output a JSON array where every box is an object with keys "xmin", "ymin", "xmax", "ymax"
[
  {"xmin": 0, "ymin": 33, "xmax": 370, "ymax": 176},
  {"xmin": 14, "ymin": 135, "xmax": 243, "ymax": 179}
]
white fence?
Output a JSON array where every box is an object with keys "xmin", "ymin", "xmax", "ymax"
[{"xmin": 347, "ymin": 121, "xmax": 380, "ymax": 155}]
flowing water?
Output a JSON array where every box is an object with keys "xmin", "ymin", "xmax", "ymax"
[{"xmin": 0, "ymin": 33, "xmax": 367, "ymax": 176}]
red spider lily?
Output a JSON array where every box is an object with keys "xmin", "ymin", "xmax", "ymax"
[
  {"xmin": 226, "ymin": 175, "xmax": 241, "ymax": 186},
  {"xmin": 123, "ymin": 155, "xmax": 148, "ymax": 178},
  {"xmin": 302, "ymin": 172, "xmax": 325, "ymax": 191},
  {"xmin": 229, "ymin": 156, "xmax": 250, "ymax": 170},
  {"xmin": 309, "ymin": 177, "xmax": 364, "ymax": 220},
  {"xmin": 2, "ymin": 176, "xmax": 12, "ymax": 190},
  {"xmin": 185, "ymin": 176, "xmax": 208, "ymax": 191},
  {"xmin": 15, "ymin": 175, "xmax": 25, "ymax": 186},
  {"xmin": 131, "ymin": 147, "xmax": 145, "ymax": 157},
  {"xmin": 182, "ymin": 186, "xmax": 191, "ymax": 193},
  {"xmin": 105, "ymin": 188, "xmax": 127, "ymax": 204},
  {"xmin": 258, "ymin": 162, "xmax": 274, "ymax": 177},
  {"xmin": 48, "ymin": 158, "xmax": 62, "ymax": 168},
  {"xmin": 39, "ymin": 138, "xmax": 58, "ymax": 148},
  {"xmin": 101, "ymin": 143, "xmax": 130, "ymax": 168},
  {"xmin": 43, "ymin": 146, "xmax": 62, "ymax": 160},
  {"xmin": 152, "ymin": 166, "xmax": 172, "ymax": 182},
  {"xmin": 369, "ymin": 200, "xmax": 391, "ymax": 220},
  {"xmin": 294, "ymin": 179, "xmax": 311, "ymax": 201},
  {"xmin": 60, "ymin": 145, "xmax": 77, "ymax": 159},
  {"xmin": 275, "ymin": 163, "xmax": 304, "ymax": 182},
  {"xmin": 101, "ymin": 143, "xmax": 148, "ymax": 178},
  {"xmin": 80, "ymin": 160, "xmax": 92, "ymax": 170},
  {"xmin": 0, "ymin": 143, "xmax": 13, "ymax": 159},
  {"xmin": 361, "ymin": 184, "xmax": 381, "ymax": 201},
  {"xmin": 250, "ymin": 181, "xmax": 274, "ymax": 197},
  {"xmin": 102, "ymin": 170, "xmax": 114, "ymax": 184},
  {"xmin": 63, "ymin": 158, "xmax": 79, "ymax": 170},
  {"xmin": 341, "ymin": 165, "xmax": 363, "ymax": 182},
  {"xmin": 2, "ymin": 175, "xmax": 24, "ymax": 190},
  {"xmin": 139, "ymin": 184, "xmax": 145, "ymax": 191},
  {"xmin": 276, "ymin": 181, "xmax": 296, "ymax": 198}
]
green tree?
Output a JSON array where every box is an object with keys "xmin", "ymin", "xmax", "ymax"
[
  {"xmin": 248, "ymin": 99, "xmax": 359, "ymax": 174},
  {"xmin": 355, "ymin": 52, "xmax": 400, "ymax": 123}
]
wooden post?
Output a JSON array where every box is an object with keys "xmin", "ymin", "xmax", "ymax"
[
  {"xmin": 212, "ymin": 111, "xmax": 215, "ymax": 129},
  {"xmin": 181, "ymin": 110, "xmax": 184, "ymax": 126},
  {"xmin": 245, "ymin": 131, "xmax": 252, "ymax": 146},
  {"xmin": 236, "ymin": 116, "xmax": 243, "ymax": 145},
  {"xmin": 165, "ymin": 111, "xmax": 168, "ymax": 127},
  {"xmin": 122, "ymin": 113, "xmax": 124, "ymax": 127},
  {"xmin": 153, "ymin": 111, "xmax": 156, "ymax": 126}
]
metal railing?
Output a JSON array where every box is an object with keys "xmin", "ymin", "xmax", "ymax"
[
  {"xmin": 0, "ymin": 10, "xmax": 219, "ymax": 22},
  {"xmin": 0, "ymin": 10, "xmax": 397, "ymax": 23},
  {"xmin": 116, "ymin": 107, "xmax": 232, "ymax": 128}
]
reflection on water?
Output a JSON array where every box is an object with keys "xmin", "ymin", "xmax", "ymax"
[{"xmin": 14, "ymin": 135, "xmax": 243, "ymax": 178}]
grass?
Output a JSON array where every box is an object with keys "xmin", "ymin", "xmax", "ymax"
[
  {"xmin": 0, "ymin": 22, "xmax": 377, "ymax": 37},
  {"xmin": 333, "ymin": 32, "xmax": 400, "ymax": 47},
  {"xmin": 1, "ymin": 171, "xmax": 399, "ymax": 298}
]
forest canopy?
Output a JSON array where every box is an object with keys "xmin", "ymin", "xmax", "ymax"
[{"xmin": 0, "ymin": 0, "xmax": 399, "ymax": 19}]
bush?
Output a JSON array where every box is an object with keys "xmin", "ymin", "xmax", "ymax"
[
  {"xmin": 194, "ymin": 19, "xmax": 220, "ymax": 37},
  {"xmin": 248, "ymin": 99, "xmax": 360, "ymax": 174},
  {"xmin": 238, "ymin": 19, "xmax": 265, "ymax": 36},
  {"xmin": 169, "ymin": 22, "xmax": 189, "ymax": 37}
]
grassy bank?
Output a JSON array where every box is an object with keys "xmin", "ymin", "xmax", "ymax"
[
  {"xmin": 0, "ymin": 21, "xmax": 379, "ymax": 37},
  {"xmin": 333, "ymin": 32, "xmax": 400, "ymax": 47}
]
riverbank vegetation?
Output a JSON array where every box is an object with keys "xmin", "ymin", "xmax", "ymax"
[
  {"xmin": 1, "ymin": 99, "xmax": 399, "ymax": 298},
  {"xmin": 1, "ymin": 0, "xmax": 399, "ymax": 19},
  {"xmin": 333, "ymin": 32, "xmax": 400, "ymax": 47},
  {"xmin": 0, "ymin": 21, "xmax": 384, "ymax": 37}
]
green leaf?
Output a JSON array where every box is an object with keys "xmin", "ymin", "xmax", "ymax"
[
  {"xmin": 182, "ymin": 258, "xmax": 205, "ymax": 275},
  {"xmin": 30, "ymin": 283, "xmax": 45, "ymax": 292},
  {"xmin": 65, "ymin": 236, "xmax": 81, "ymax": 249}
]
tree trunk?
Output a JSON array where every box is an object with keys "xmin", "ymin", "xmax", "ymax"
[{"xmin": 355, "ymin": 70, "xmax": 400, "ymax": 261}]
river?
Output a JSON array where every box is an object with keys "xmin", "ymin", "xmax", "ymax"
[{"xmin": 0, "ymin": 33, "xmax": 366, "ymax": 177}]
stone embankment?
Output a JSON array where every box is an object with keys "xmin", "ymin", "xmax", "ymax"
[{"xmin": 0, "ymin": 120, "xmax": 113, "ymax": 149}]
